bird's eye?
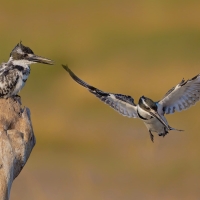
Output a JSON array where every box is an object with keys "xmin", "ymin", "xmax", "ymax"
[{"xmin": 24, "ymin": 53, "xmax": 28, "ymax": 57}]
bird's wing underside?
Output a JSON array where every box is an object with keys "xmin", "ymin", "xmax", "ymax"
[
  {"xmin": 62, "ymin": 65, "xmax": 138, "ymax": 118},
  {"xmin": 158, "ymin": 74, "xmax": 200, "ymax": 114}
]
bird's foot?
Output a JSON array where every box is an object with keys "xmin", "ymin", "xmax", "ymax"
[
  {"xmin": 149, "ymin": 130, "xmax": 154, "ymax": 142},
  {"xmin": 158, "ymin": 131, "xmax": 169, "ymax": 137}
]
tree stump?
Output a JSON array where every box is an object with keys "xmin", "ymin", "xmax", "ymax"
[{"xmin": 0, "ymin": 97, "xmax": 35, "ymax": 200}]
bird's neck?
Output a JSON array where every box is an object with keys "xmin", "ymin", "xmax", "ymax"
[
  {"xmin": 137, "ymin": 105, "xmax": 152, "ymax": 120},
  {"xmin": 8, "ymin": 58, "xmax": 30, "ymax": 69}
]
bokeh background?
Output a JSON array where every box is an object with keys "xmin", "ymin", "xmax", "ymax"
[{"xmin": 1, "ymin": 0, "xmax": 200, "ymax": 199}]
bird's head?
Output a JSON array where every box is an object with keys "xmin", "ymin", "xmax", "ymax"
[
  {"xmin": 139, "ymin": 96, "xmax": 169, "ymax": 129},
  {"xmin": 139, "ymin": 96, "xmax": 157, "ymax": 112},
  {"xmin": 9, "ymin": 42, "xmax": 53, "ymax": 66}
]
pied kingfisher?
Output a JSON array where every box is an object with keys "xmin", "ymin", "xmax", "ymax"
[
  {"xmin": 62, "ymin": 65, "xmax": 200, "ymax": 142},
  {"xmin": 0, "ymin": 42, "xmax": 53, "ymax": 98}
]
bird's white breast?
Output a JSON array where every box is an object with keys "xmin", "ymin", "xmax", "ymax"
[
  {"xmin": 11, "ymin": 65, "xmax": 30, "ymax": 96},
  {"xmin": 11, "ymin": 76, "xmax": 24, "ymax": 95}
]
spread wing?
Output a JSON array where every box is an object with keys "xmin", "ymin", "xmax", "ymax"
[
  {"xmin": 158, "ymin": 74, "xmax": 200, "ymax": 114},
  {"xmin": 62, "ymin": 65, "xmax": 138, "ymax": 118}
]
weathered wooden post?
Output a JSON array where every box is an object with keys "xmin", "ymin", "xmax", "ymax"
[{"xmin": 0, "ymin": 97, "xmax": 35, "ymax": 200}]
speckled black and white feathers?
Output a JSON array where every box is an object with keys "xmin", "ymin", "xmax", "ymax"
[
  {"xmin": 62, "ymin": 65, "xmax": 138, "ymax": 118},
  {"xmin": 0, "ymin": 59, "xmax": 30, "ymax": 98},
  {"xmin": 158, "ymin": 74, "xmax": 200, "ymax": 114}
]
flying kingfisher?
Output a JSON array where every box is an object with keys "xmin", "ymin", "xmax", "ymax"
[
  {"xmin": 62, "ymin": 65, "xmax": 200, "ymax": 142},
  {"xmin": 0, "ymin": 42, "xmax": 53, "ymax": 98}
]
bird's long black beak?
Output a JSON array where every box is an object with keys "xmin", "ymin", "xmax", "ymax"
[
  {"xmin": 150, "ymin": 110, "xmax": 170, "ymax": 130},
  {"xmin": 28, "ymin": 54, "xmax": 53, "ymax": 65}
]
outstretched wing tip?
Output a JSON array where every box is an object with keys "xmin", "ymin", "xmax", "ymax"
[
  {"xmin": 160, "ymin": 73, "xmax": 200, "ymax": 115},
  {"xmin": 62, "ymin": 64, "xmax": 69, "ymax": 71},
  {"xmin": 62, "ymin": 66, "xmax": 138, "ymax": 118}
]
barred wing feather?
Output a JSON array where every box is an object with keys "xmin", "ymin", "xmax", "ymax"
[
  {"xmin": 158, "ymin": 74, "xmax": 200, "ymax": 114},
  {"xmin": 62, "ymin": 65, "xmax": 138, "ymax": 118}
]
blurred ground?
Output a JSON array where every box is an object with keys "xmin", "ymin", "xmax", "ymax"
[{"xmin": 0, "ymin": 0, "xmax": 200, "ymax": 199}]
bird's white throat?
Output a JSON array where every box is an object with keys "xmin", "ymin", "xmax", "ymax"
[{"xmin": 137, "ymin": 105, "xmax": 152, "ymax": 119}]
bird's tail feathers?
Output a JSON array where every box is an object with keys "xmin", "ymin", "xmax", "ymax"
[{"xmin": 169, "ymin": 126, "xmax": 184, "ymax": 132}]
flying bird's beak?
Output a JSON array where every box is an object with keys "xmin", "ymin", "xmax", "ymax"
[
  {"xmin": 150, "ymin": 110, "xmax": 170, "ymax": 130},
  {"xmin": 27, "ymin": 54, "xmax": 54, "ymax": 65}
]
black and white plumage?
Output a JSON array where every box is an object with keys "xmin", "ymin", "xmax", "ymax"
[
  {"xmin": 62, "ymin": 65, "xmax": 200, "ymax": 142},
  {"xmin": 0, "ymin": 42, "xmax": 53, "ymax": 98}
]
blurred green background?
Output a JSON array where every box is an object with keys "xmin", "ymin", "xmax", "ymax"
[{"xmin": 1, "ymin": 0, "xmax": 200, "ymax": 199}]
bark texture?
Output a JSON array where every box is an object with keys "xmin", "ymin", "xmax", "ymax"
[{"xmin": 0, "ymin": 97, "xmax": 35, "ymax": 200}]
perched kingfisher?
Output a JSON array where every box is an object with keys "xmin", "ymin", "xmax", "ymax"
[
  {"xmin": 62, "ymin": 65, "xmax": 200, "ymax": 142},
  {"xmin": 0, "ymin": 42, "xmax": 53, "ymax": 98}
]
